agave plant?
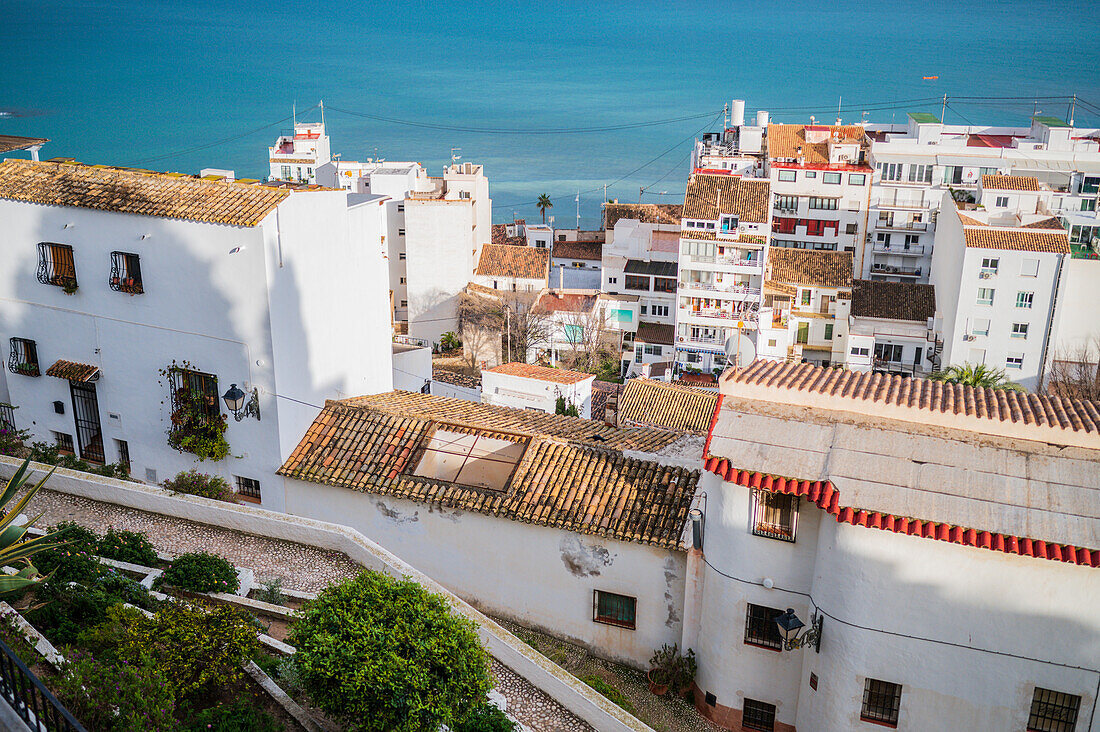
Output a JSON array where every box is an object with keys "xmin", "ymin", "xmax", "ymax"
[
  {"xmin": 0, "ymin": 460, "xmax": 69, "ymax": 593},
  {"xmin": 931, "ymin": 363, "xmax": 1025, "ymax": 392}
]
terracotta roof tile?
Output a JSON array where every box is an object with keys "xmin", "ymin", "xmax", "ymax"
[
  {"xmin": 636, "ymin": 321, "xmax": 675, "ymax": 346},
  {"xmin": 765, "ymin": 248, "xmax": 853, "ymax": 288},
  {"xmin": 491, "ymin": 223, "xmax": 526, "ymax": 246},
  {"xmin": 963, "ymin": 227, "xmax": 1070, "ymax": 253},
  {"xmin": 851, "ymin": 279, "xmax": 936, "ymax": 322},
  {"xmin": 619, "ymin": 379, "xmax": 719, "ymax": 434},
  {"xmin": 0, "ymin": 159, "xmax": 289, "ymax": 227},
  {"xmin": 0, "ymin": 135, "xmax": 49, "ymax": 154},
  {"xmin": 682, "ymin": 174, "xmax": 770, "ymax": 223},
  {"xmin": 604, "ymin": 203, "xmax": 682, "ymax": 230},
  {"xmin": 278, "ymin": 394, "xmax": 697, "ymax": 549},
  {"xmin": 486, "ymin": 362, "xmax": 593, "ymax": 385},
  {"xmin": 957, "ymin": 212, "xmax": 986, "ymax": 226},
  {"xmin": 1023, "ymin": 217, "xmax": 1064, "ymax": 230},
  {"xmin": 534, "ymin": 291, "xmax": 597, "ymax": 314},
  {"xmin": 432, "ymin": 368, "xmax": 481, "ymax": 390},
  {"xmin": 767, "ymin": 124, "xmax": 867, "ymax": 164},
  {"xmin": 552, "ymin": 240, "xmax": 602, "ymax": 261},
  {"xmin": 44, "ymin": 359, "xmax": 99, "ymax": 382},
  {"xmin": 981, "ymin": 174, "xmax": 1040, "ymax": 191},
  {"xmin": 475, "ymin": 244, "xmax": 551, "ymax": 280}
]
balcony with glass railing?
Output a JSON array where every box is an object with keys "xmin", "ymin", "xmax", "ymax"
[
  {"xmin": 872, "ymin": 243, "xmax": 926, "ymax": 256},
  {"xmin": 870, "ymin": 263, "xmax": 922, "ymax": 277}
]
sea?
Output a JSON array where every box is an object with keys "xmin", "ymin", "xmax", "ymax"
[{"xmin": 4, "ymin": 0, "xmax": 1100, "ymax": 228}]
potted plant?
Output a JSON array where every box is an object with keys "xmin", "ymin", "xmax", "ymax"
[
  {"xmin": 648, "ymin": 643, "xmax": 678, "ymax": 696},
  {"xmin": 646, "ymin": 666, "xmax": 670, "ymax": 697},
  {"xmin": 60, "ymin": 277, "xmax": 78, "ymax": 295},
  {"xmin": 674, "ymin": 648, "xmax": 697, "ymax": 697}
]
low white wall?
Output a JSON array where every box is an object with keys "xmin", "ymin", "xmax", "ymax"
[{"xmin": 0, "ymin": 456, "xmax": 652, "ymax": 732}]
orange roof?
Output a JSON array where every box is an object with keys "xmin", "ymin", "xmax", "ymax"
[
  {"xmin": 475, "ymin": 244, "xmax": 550, "ymax": 280},
  {"xmin": 981, "ymin": 174, "xmax": 1040, "ymax": 191},
  {"xmin": 44, "ymin": 359, "xmax": 99, "ymax": 382},
  {"xmin": 682, "ymin": 174, "xmax": 770, "ymax": 223},
  {"xmin": 486, "ymin": 362, "xmax": 593, "ymax": 385},
  {"xmin": 534, "ymin": 290, "xmax": 597, "ymax": 314},
  {"xmin": 767, "ymin": 124, "xmax": 867, "ymax": 164},
  {"xmin": 963, "ymin": 227, "xmax": 1070, "ymax": 253}
]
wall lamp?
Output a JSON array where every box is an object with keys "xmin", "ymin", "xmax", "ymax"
[
  {"xmin": 775, "ymin": 608, "xmax": 823, "ymax": 653},
  {"xmin": 222, "ymin": 384, "xmax": 260, "ymax": 422}
]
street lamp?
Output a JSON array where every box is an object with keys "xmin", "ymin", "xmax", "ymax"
[
  {"xmin": 775, "ymin": 608, "xmax": 823, "ymax": 653},
  {"xmin": 222, "ymin": 383, "xmax": 260, "ymax": 422}
]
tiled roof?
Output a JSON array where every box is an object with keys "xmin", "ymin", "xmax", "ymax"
[
  {"xmin": 486, "ymin": 362, "xmax": 593, "ymax": 385},
  {"xmin": 766, "ymin": 124, "xmax": 867, "ymax": 164},
  {"xmin": 619, "ymin": 379, "xmax": 719, "ymax": 434},
  {"xmin": 764, "ymin": 280, "xmax": 797, "ymax": 296},
  {"xmin": 963, "ymin": 227, "xmax": 1070, "ymax": 253},
  {"xmin": 957, "ymin": 212, "xmax": 986, "ymax": 226},
  {"xmin": 0, "ymin": 135, "xmax": 49, "ymax": 154},
  {"xmin": 682, "ymin": 174, "xmax": 770, "ymax": 223},
  {"xmin": 0, "ymin": 159, "xmax": 289, "ymax": 227},
  {"xmin": 636, "ymin": 321, "xmax": 675, "ymax": 346},
  {"xmin": 624, "ymin": 259, "xmax": 677, "ymax": 278},
  {"xmin": 534, "ymin": 291, "xmax": 597, "ymax": 315},
  {"xmin": 604, "ymin": 203, "xmax": 682, "ymax": 230},
  {"xmin": 851, "ymin": 279, "xmax": 936, "ymax": 322},
  {"xmin": 552, "ymin": 241, "xmax": 602, "ymax": 261},
  {"xmin": 475, "ymin": 244, "xmax": 550, "ymax": 280},
  {"xmin": 278, "ymin": 395, "xmax": 698, "ymax": 549},
  {"xmin": 432, "ymin": 368, "xmax": 481, "ymax": 390},
  {"xmin": 981, "ymin": 174, "xmax": 1040, "ymax": 191},
  {"xmin": 491, "ymin": 223, "xmax": 526, "ymax": 246},
  {"xmin": 464, "ymin": 281, "xmax": 504, "ymax": 299},
  {"xmin": 1023, "ymin": 217, "xmax": 1064, "ymax": 230},
  {"xmin": 44, "ymin": 359, "xmax": 99, "ymax": 382},
  {"xmin": 703, "ymin": 459, "xmax": 1098, "ymax": 568},
  {"xmin": 765, "ymin": 248, "xmax": 853, "ymax": 288},
  {"xmin": 724, "ymin": 361, "xmax": 1100, "ymax": 436}
]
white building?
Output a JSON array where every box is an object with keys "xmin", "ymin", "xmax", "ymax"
[
  {"xmin": 0, "ymin": 158, "xmax": 392, "ymax": 509},
  {"xmin": 530, "ymin": 289, "xmax": 605, "ymax": 367},
  {"xmin": 268, "ymin": 120, "xmax": 331, "ymax": 184},
  {"xmin": 931, "ymin": 183, "xmax": 1070, "ymax": 390},
  {"xmin": 550, "ymin": 240, "xmax": 602, "ymax": 290},
  {"xmin": 473, "ymin": 244, "xmax": 550, "ymax": 293},
  {"xmin": 846, "ymin": 279, "xmax": 937, "ymax": 376},
  {"xmin": 482, "ymin": 362, "xmax": 594, "ymax": 418}
]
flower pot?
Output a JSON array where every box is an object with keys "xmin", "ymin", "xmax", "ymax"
[{"xmin": 647, "ymin": 669, "xmax": 669, "ymax": 696}]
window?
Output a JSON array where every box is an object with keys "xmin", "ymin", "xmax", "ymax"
[
  {"xmin": 1082, "ymin": 198, "xmax": 1097, "ymax": 212},
  {"xmin": 686, "ymin": 352, "xmax": 701, "ymax": 363},
  {"xmin": 1083, "ymin": 176, "xmax": 1100, "ymax": 194},
  {"xmin": 8, "ymin": 338, "xmax": 39, "ymax": 377},
  {"xmin": 995, "ymin": 196, "xmax": 1009, "ymax": 208},
  {"xmin": 774, "ymin": 194, "xmax": 798, "ymax": 211},
  {"xmin": 411, "ymin": 428, "xmax": 527, "ymax": 491},
  {"xmin": 744, "ymin": 604, "xmax": 784, "ymax": 650},
  {"xmin": 168, "ymin": 367, "xmax": 220, "ymax": 422},
  {"xmin": 980, "ymin": 257, "xmax": 999, "ymax": 275},
  {"xmin": 0, "ymin": 404, "xmax": 15, "ymax": 431},
  {"xmin": 36, "ymin": 242, "xmax": 78, "ymax": 289},
  {"xmin": 846, "ymin": 223, "xmax": 858, "ymax": 234},
  {"xmin": 849, "ymin": 173, "xmax": 866, "ymax": 185},
  {"xmin": 1016, "ymin": 291, "xmax": 1035, "ymax": 309},
  {"xmin": 804, "ymin": 171, "xmax": 816, "ymax": 178},
  {"xmin": 109, "ymin": 251, "xmax": 143, "ymax": 294},
  {"xmin": 907, "ymin": 164, "xmax": 933, "ymax": 183},
  {"xmin": 625, "ymin": 275, "xmax": 650, "ymax": 291},
  {"xmin": 572, "ymin": 261, "xmax": 584, "ymax": 268},
  {"xmin": 800, "ymin": 289, "xmax": 812, "ymax": 306},
  {"xmin": 943, "ymin": 165, "xmax": 963, "ymax": 185},
  {"xmin": 53, "ymin": 432, "xmax": 75, "ymax": 456},
  {"xmin": 824, "ymin": 323, "xmax": 834, "ymax": 340},
  {"xmin": 396, "ymin": 203, "xmax": 405, "ymax": 212},
  {"xmin": 1021, "ymin": 258, "xmax": 1040, "ymax": 277},
  {"xmin": 400, "ymin": 300, "xmax": 408, "ymax": 307},
  {"xmin": 742, "ymin": 699, "xmax": 776, "ymax": 732},
  {"xmin": 459, "ymin": 191, "xmax": 471, "ymax": 200},
  {"xmin": 860, "ymin": 678, "xmax": 902, "ymax": 726},
  {"xmin": 115, "ymin": 439, "xmax": 131, "ymax": 474},
  {"xmin": 608, "ymin": 276, "xmax": 617, "ymax": 284},
  {"xmin": 399, "ymin": 252, "xmax": 406, "ymax": 260},
  {"xmin": 653, "ymin": 277, "xmax": 676, "ymax": 293},
  {"xmin": 972, "ymin": 318, "xmax": 991, "ymax": 337},
  {"xmin": 235, "ymin": 476, "xmax": 262, "ymax": 503},
  {"xmin": 850, "ymin": 346, "xmax": 870, "ymax": 357},
  {"xmin": 1012, "ymin": 323, "xmax": 1029, "ymax": 339},
  {"xmin": 398, "ymin": 228, "xmax": 406, "ymax": 236},
  {"xmin": 634, "ymin": 346, "xmax": 643, "ymax": 364},
  {"xmin": 399, "ymin": 277, "xmax": 406, "ymax": 284},
  {"xmin": 976, "ymin": 288, "xmax": 995, "ymax": 306},
  {"xmin": 796, "ymin": 322, "xmax": 809, "ymax": 344},
  {"xmin": 822, "ymin": 172, "xmax": 841, "ymax": 185},
  {"xmin": 777, "ymin": 170, "xmax": 796, "ymax": 182},
  {"xmin": 1006, "ymin": 353, "xmax": 1025, "ymax": 370},
  {"xmin": 651, "ymin": 305, "xmax": 669, "ymax": 318},
  {"xmin": 808, "ymin": 197, "xmax": 838, "ymax": 210},
  {"xmin": 644, "ymin": 345, "xmax": 662, "ymax": 356},
  {"xmin": 1027, "ymin": 687, "xmax": 1081, "ymax": 732},
  {"xmin": 593, "ymin": 590, "xmax": 636, "ymax": 629},
  {"xmin": 720, "ymin": 214, "xmax": 739, "ymax": 232},
  {"xmin": 875, "ymin": 343, "xmax": 903, "ymax": 363},
  {"xmin": 752, "ymin": 489, "xmax": 798, "ymax": 541}
]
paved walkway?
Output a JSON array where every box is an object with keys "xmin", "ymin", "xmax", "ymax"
[{"xmin": 28, "ymin": 489, "xmax": 593, "ymax": 732}]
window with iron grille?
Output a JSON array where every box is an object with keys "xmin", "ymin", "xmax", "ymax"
[
  {"xmin": 235, "ymin": 476, "xmax": 262, "ymax": 503},
  {"xmin": 168, "ymin": 368, "xmax": 220, "ymax": 422},
  {"xmin": 115, "ymin": 439, "xmax": 130, "ymax": 474},
  {"xmin": 53, "ymin": 432, "xmax": 75, "ymax": 455},
  {"xmin": 860, "ymin": 678, "xmax": 902, "ymax": 726},
  {"xmin": 742, "ymin": 698, "xmax": 776, "ymax": 731},
  {"xmin": 8, "ymin": 338, "xmax": 39, "ymax": 377},
  {"xmin": 0, "ymin": 404, "xmax": 16, "ymax": 431},
  {"xmin": 744, "ymin": 603, "xmax": 783, "ymax": 650},
  {"xmin": 1027, "ymin": 687, "xmax": 1081, "ymax": 732},
  {"xmin": 752, "ymin": 490, "xmax": 799, "ymax": 542},
  {"xmin": 109, "ymin": 252, "xmax": 144, "ymax": 294},
  {"xmin": 593, "ymin": 590, "xmax": 636, "ymax": 629},
  {"xmin": 36, "ymin": 243, "xmax": 78, "ymax": 290}
]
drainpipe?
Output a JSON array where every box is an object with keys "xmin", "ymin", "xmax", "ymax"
[{"xmin": 681, "ymin": 508, "xmax": 706, "ymax": 655}]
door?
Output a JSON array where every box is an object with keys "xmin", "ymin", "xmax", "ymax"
[
  {"xmin": 70, "ymin": 381, "xmax": 105, "ymax": 464},
  {"xmin": 796, "ymin": 322, "xmax": 809, "ymax": 344}
]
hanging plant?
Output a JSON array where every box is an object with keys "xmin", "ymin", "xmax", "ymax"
[{"xmin": 160, "ymin": 361, "xmax": 230, "ymax": 462}]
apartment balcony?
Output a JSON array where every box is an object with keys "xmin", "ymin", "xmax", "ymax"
[
  {"xmin": 872, "ymin": 243, "xmax": 926, "ymax": 256},
  {"xmin": 679, "ymin": 282, "xmax": 762, "ymax": 299},
  {"xmin": 872, "ymin": 191, "xmax": 932, "ymax": 209},
  {"xmin": 682, "ymin": 308, "xmax": 759, "ymax": 324},
  {"xmin": 875, "ymin": 221, "xmax": 928, "ymax": 232},
  {"xmin": 870, "ymin": 263, "xmax": 922, "ymax": 277}
]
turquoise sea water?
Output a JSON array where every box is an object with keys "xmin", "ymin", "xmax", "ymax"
[{"xmin": 4, "ymin": 0, "xmax": 1100, "ymax": 226}]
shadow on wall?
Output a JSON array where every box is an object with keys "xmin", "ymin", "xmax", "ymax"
[{"xmin": 408, "ymin": 286, "xmax": 459, "ymax": 344}]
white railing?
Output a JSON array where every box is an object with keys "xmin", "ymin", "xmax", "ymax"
[
  {"xmin": 685, "ymin": 308, "xmax": 759, "ymax": 323},
  {"xmin": 715, "ymin": 256, "xmax": 763, "ymax": 269},
  {"xmin": 680, "ymin": 282, "xmax": 762, "ymax": 296},
  {"xmin": 873, "ymin": 192, "xmax": 931, "ymax": 209},
  {"xmin": 872, "ymin": 244, "xmax": 925, "ymax": 255},
  {"xmin": 876, "ymin": 221, "xmax": 928, "ymax": 232}
]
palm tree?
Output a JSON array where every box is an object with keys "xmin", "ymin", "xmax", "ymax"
[
  {"xmin": 536, "ymin": 194, "xmax": 553, "ymax": 224},
  {"xmin": 0, "ymin": 460, "xmax": 69, "ymax": 593},
  {"xmin": 930, "ymin": 363, "xmax": 1025, "ymax": 392}
]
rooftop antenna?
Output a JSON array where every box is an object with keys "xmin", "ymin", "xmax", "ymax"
[
  {"xmin": 941, "ymin": 94, "xmax": 948, "ymax": 124},
  {"xmin": 837, "ymin": 95, "xmax": 842, "ymax": 125},
  {"xmin": 861, "ymin": 110, "xmax": 869, "ymax": 125},
  {"xmin": 1069, "ymin": 94, "xmax": 1076, "ymax": 127},
  {"xmin": 293, "ymin": 100, "xmax": 297, "ymax": 126},
  {"xmin": 451, "ymin": 147, "xmax": 462, "ymax": 165},
  {"xmin": 319, "ymin": 99, "xmax": 325, "ymax": 128},
  {"xmin": 723, "ymin": 102, "xmax": 729, "ymax": 129},
  {"xmin": 575, "ymin": 192, "xmax": 581, "ymax": 230}
]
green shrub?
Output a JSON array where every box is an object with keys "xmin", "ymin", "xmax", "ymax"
[
  {"xmin": 162, "ymin": 469, "xmax": 238, "ymax": 502},
  {"xmin": 76, "ymin": 604, "xmax": 147, "ymax": 659},
  {"xmin": 49, "ymin": 521, "xmax": 99, "ymax": 553},
  {"xmin": 275, "ymin": 657, "xmax": 303, "ymax": 696},
  {"xmin": 0, "ymin": 424, "xmax": 30, "ymax": 457},
  {"xmin": 27, "ymin": 442, "xmax": 130, "ymax": 479},
  {"xmin": 290, "ymin": 570, "xmax": 492, "ymax": 732},
  {"xmin": 96, "ymin": 527, "xmax": 158, "ymax": 566},
  {"xmin": 581, "ymin": 675, "xmax": 636, "ymax": 716},
  {"xmin": 118, "ymin": 603, "xmax": 259, "ymax": 699},
  {"xmin": 27, "ymin": 571, "xmax": 155, "ymax": 645},
  {"xmin": 439, "ymin": 331, "xmax": 462, "ymax": 352},
  {"xmin": 158, "ymin": 551, "xmax": 239, "ymax": 594},
  {"xmin": 53, "ymin": 648, "xmax": 176, "ymax": 731},
  {"xmin": 453, "ymin": 703, "xmax": 517, "ymax": 732},
  {"xmin": 180, "ymin": 698, "xmax": 283, "ymax": 732},
  {"xmin": 254, "ymin": 576, "xmax": 286, "ymax": 605}
]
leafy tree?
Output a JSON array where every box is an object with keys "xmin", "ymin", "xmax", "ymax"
[
  {"xmin": 931, "ymin": 363, "xmax": 1025, "ymax": 392},
  {"xmin": 290, "ymin": 570, "xmax": 491, "ymax": 732},
  {"xmin": 536, "ymin": 193, "xmax": 553, "ymax": 224}
]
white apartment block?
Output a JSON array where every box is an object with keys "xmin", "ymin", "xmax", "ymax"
[
  {"xmin": 0, "ymin": 158, "xmax": 392, "ymax": 509},
  {"xmin": 268, "ymin": 121, "xmax": 331, "ymax": 184},
  {"xmin": 846, "ymin": 279, "xmax": 938, "ymax": 376},
  {"xmin": 481, "ymin": 362, "xmax": 594, "ymax": 418}
]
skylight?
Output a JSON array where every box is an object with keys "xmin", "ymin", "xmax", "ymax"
[{"xmin": 411, "ymin": 429, "xmax": 527, "ymax": 491}]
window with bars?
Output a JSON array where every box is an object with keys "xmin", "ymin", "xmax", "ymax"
[
  {"xmin": 53, "ymin": 432, "xmax": 75, "ymax": 456},
  {"xmin": 744, "ymin": 603, "xmax": 784, "ymax": 650},
  {"xmin": 235, "ymin": 476, "xmax": 262, "ymax": 503},
  {"xmin": 1017, "ymin": 291, "xmax": 1035, "ymax": 309},
  {"xmin": 752, "ymin": 490, "xmax": 799, "ymax": 542},
  {"xmin": 1027, "ymin": 687, "xmax": 1081, "ymax": 732},
  {"xmin": 115, "ymin": 439, "xmax": 131, "ymax": 474},
  {"xmin": 860, "ymin": 678, "xmax": 902, "ymax": 726},
  {"xmin": 8, "ymin": 338, "xmax": 40, "ymax": 377},
  {"xmin": 742, "ymin": 698, "xmax": 776, "ymax": 731},
  {"xmin": 0, "ymin": 403, "xmax": 16, "ymax": 431},
  {"xmin": 109, "ymin": 252, "xmax": 144, "ymax": 294},
  {"xmin": 168, "ymin": 368, "xmax": 221, "ymax": 422},
  {"xmin": 36, "ymin": 243, "xmax": 78, "ymax": 290},
  {"xmin": 593, "ymin": 590, "xmax": 636, "ymax": 629}
]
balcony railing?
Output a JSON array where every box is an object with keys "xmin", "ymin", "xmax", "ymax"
[
  {"xmin": 875, "ymin": 221, "xmax": 928, "ymax": 232},
  {"xmin": 873, "ymin": 243, "xmax": 925, "ymax": 255},
  {"xmin": 715, "ymin": 256, "xmax": 763, "ymax": 269},
  {"xmin": 872, "ymin": 192, "xmax": 931, "ymax": 209},
  {"xmin": 0, "ymin": 636, "xmax": 86, "ymax": 731},
  {"xmin": 871, "ymin": 264, "xmax": 922, "ymax": 277},
  {"xmin": 685, "ymin": 308, "xmax": 759, "ymax": 323},
  {"xmin": 680, "ymin": 282, "xmax": 762, "ymax": 297}
]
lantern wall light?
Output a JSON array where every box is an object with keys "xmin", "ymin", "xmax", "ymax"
[
  {"xmin": 775, "ymin": 608, "xmax": 823, "ymax": 653},
  {"xmin": 222, "ymin": 383, "xmax": 260, "ymax": 422}
]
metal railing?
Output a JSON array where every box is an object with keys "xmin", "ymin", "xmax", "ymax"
[
  {"xmin": 680, "ymin": 282, "xmax": 762, "ymax": 296},
  {"xmin": 875, "ymin": 221, "xmax": 928, "ymax": 232},
  {"xmin": 0, "ymin": 636, "xmax": 86, "ymax": 731},
  {"xmin": 871, "ymin": 264, "xmax": 922, "ymax": 277},
  {"xmin": 684, "ymin": 308, "xmax": 759, "ymax": 323},
  {"xmin": 715, "ymin": 256, "xmax": 763, "ymax": 269},
  {"xmin": 872, "ymin": 243, "xmax": 925, "ymax": 255}
]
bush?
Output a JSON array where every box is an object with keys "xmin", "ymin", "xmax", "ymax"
[
  {"xmin": 581, "ymin": 675, "xmax": 636, "ymax": 716},
  {"xmin": 27, "ymin": 442, "xmax": 130, "ymax": 479},
  {"xmin": 180, "ymin": 698, "xmax": 283, "ymax": 732},
  {"xmin": 0, "ymin": 424, "xmax": 30, "ymax": 457},
  {"xmin": 97, "ymin": 527, "xmax": 158, "ymax": 566},
  {"xmin": 53, "ymin": 649, "xmax": 176, "ymax": 731},
  {"xmin": 27, "ymin": 572, "xmax": 155, "ymax": 645},
  {"xmin": 118, "ymin": 603, "xmax": 259, "ymax": 698},
  {"xmin": 439, "ymin": 331, "xmax": 462, "ymax": 352},
  {"xmin": 254, "ymin": 577, "xmax": 286, "ymax": 606},
  {"xmin": 275, "ymin": 657, "xmax": 303, "ymax": 696},
  {"xmin": 158, "ymin": 551, "xmax": 240, "ymax": 594},
  {"xmin": 290, "ymin": 570, "xmax": 492, "ymax": 732},
  {"xmin": 453, "ymin": 703, "xmax": 517, "ymax": 732},
  {"xmin": 162, "ymin": 469, "xmax": 238, "ymax": 503}
]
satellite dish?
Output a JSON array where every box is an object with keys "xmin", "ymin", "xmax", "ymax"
[{"xmin": 724, "ymin": 330, "xmax": 757, "ymax": 368}]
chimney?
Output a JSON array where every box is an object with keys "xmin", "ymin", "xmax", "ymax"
[{"xmin": 559, "ymin": 265, "xmax": 564, "ymax": 289}]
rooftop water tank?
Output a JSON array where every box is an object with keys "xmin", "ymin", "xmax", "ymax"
[{"xmin": 730, "ymin": 99, "xmax": 746, "ymax": 127}]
